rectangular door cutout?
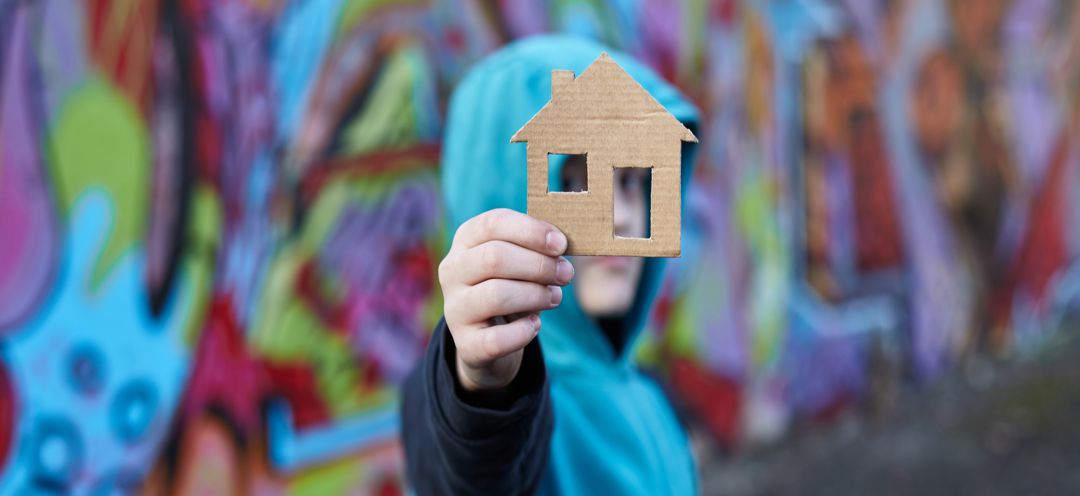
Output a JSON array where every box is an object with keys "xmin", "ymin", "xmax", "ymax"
[{"xmin": 613, "ymin": 166, "xmax": 651, "ymax": 239}]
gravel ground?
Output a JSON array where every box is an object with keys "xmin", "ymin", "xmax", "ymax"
[{"xmin": 701, "ymin": 327, "xmax": 1080, "ymax": 495}]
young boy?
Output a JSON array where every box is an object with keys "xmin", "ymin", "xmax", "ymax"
[{"xmin": 401, "ymin": 34, "xmax": 700, "ymax": 494}]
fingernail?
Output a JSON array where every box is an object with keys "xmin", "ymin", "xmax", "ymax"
[
  {"xmin": 546, "ymin": 230, "xmax": 567, "ymax": 255},
  {"xmin": 530, "ymin": 314, "xmax": 541, "ymax": 332},
  {"xmin": 556, "ymin": 258, "xmax": 574, "ymax": 285},
  {"xmin": 548, "ymin": 285, "xmax": 562, "ymax": 307}
]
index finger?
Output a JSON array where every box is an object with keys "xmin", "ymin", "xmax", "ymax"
[{"xmin": 454, "ymin": 208, "xmax": 567, "ymax": 256}]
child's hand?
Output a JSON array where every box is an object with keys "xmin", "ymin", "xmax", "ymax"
[{"xmin": 439, "ymin": 209, "xmax": 574, "ymax": 392}]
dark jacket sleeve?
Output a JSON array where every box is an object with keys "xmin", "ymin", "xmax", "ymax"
[{"xmin": 401, "ymin": 319, "xmax": 553, "ymax": 495}]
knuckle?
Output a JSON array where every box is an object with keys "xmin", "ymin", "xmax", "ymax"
[
  {"xmin": 437, "ymin": 256, "xmax": 452, "ymax": 285},
  {"xmin": 482, "ymin": 210, "xmax": 505, "ymax": 237},
  {"xmin": 459, "ymin": 344, "xmax": 481, "ymax": 367},
  {"xmin": 442, "ymin": 294, "xmax": 461, "ymax": 324},
  {"xmin": 457, "ymin": 328, "xmax": 491, "ymax": 364},
  {"xmin": 444, "ymin": 319, "xmax": 462, "ymax": 340},
  {"xmin": 480, "ymin": 330, "xmax": 501, "ymax": 361},
  {"xmin": 478, "ymin": 244, "xmax": 502, "ymax": 276},
  {"xmin": 474, "ymin": 284, "xmax": 496, "ymax": 314},
  {"xmin": 487, "ymin": 283, "xmax": 511, "ymax": 310},
  {"xmin": 458, "ymin": 333, "xmax": 479, "ymax": 362}
]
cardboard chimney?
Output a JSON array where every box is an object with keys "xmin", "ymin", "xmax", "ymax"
[{"xmin": 511, "ymin": 53, "xmax": 697, "ymax": 257}]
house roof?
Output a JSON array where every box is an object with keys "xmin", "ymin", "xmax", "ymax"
[{"xmin": 511, "ymin": 53, "xmax": 698, "ymax": 144}]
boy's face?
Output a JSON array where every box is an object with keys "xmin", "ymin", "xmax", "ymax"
[{"xmin": 559, "ymin": 156, "xmax": 647, "ymax": 318}]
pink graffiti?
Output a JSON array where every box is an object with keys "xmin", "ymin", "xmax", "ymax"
[{"xmin": 0, "ymin": 7, "xmax": 58, "ymax": 332}]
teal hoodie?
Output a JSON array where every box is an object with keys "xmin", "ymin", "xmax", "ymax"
[{"xmin": 441, "ymin": 34, "xmax": 700, "ymax": 495}]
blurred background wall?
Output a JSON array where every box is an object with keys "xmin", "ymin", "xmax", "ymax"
[{"xmin": 1, "ymin": 0, "xmax": 1078, "ymax": 493}]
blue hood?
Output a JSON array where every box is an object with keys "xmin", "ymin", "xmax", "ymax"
[{"xmin": 442, "ymin": 34, "xmax": 699, "ymax": 495}]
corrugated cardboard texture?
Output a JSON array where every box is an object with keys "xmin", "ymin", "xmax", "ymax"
[{"xmin": 511, "ymin": 53, "xmax": 697, "ymax": 257}]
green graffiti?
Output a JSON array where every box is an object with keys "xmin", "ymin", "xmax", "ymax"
[
  {"xmin": 181, "ymin": 184, "xmax": 224, "ymax": 346},
  {"xmin": 287, "ymin": 455, "xmax": 367, "ymax": 495},
  {"xmin": 336, "ymin": 0, "xmax": 423, "ymax": 38},
  {"xmin": 251, "ymin": 248, "xmax": 372, "ymax": 417},
  {"xmin": 49, "ymin": 77, "xmax": 149, "ymax": 288},
  {"xmin": 338, "ymin": 45, "xmax": 426, "ymax": 156},
  {"xmin": 735, "ymin": 170, "xmax": 789, "ymax": 370}
]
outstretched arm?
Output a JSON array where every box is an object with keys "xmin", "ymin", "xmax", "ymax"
[{"xmin": 401, "ymin": 209, "xmax": 572, "ymax": 494}]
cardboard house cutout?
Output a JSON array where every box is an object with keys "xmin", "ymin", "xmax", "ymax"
[{"xmin": 511, "ymin": 53, "xmax": 697, "ymax": 257}]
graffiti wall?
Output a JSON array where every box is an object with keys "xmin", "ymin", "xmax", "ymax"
[{"xmin": 0, "ymin": 0, "xmax": 1077, "ymax": 493}]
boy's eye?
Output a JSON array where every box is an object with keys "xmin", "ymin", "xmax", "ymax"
[{"xmin": 560, "ymin": 157, "xmax": 588, "ymax": 192}]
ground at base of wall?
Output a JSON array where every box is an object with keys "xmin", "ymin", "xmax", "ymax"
[{"xmin": 703, "ymin": 325, "xmax": 1080, "ymax": 495}]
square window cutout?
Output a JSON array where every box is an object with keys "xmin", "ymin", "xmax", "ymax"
[
  {"xmin": 549, "ymin": 153, "xmax": 587, "ymax": 193},
  {"xmin": 613, "ymin": 166, "xmax": 651, "ymax": 239}
]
